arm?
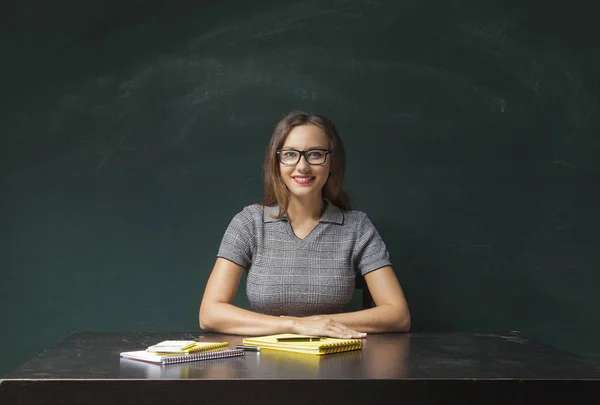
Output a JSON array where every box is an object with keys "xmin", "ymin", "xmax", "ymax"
[
  {"xmin": 199, "ymin": 258, "xmax": 293, "ymax": 335},
  {"xmin": 309, "ymin": 212, "xmax": 410, "ymax": 333},
  {"xmin": 320, "ymin": 266, "xmax": 411, "ymax": 333},
  {"xmin": 199, "ymin": 258, "xmax": 366, "ymax": 338}
]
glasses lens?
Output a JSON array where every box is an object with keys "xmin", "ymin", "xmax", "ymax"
[
  {"xmin": 306, "ymin": 150, "xmax": 326, "ymax": 164},
  {"xmin": 279, "ymin": 150, "xmax": 300, "ymax": 164}
]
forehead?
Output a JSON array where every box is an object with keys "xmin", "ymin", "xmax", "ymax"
[{"xmin": 282, "ymin": 124, "xmax": 329, "ymax": 148}]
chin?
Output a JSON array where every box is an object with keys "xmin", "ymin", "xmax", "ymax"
[{"xmin": 289, "ymin": 187, "xmax": 325, "ymax": 200}]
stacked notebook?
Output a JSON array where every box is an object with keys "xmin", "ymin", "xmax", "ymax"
[
  {"xmin": 120, "ymin": 340, "xmax": 244, "ymax": 364},
  {"xmin": 242, "ymin": 334, "xmax": 363, "ymax": 355}
]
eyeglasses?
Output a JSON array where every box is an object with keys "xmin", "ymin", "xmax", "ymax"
[{"xmin": 276, "ymin": 148, "xmax": 331, "ymax": 165}]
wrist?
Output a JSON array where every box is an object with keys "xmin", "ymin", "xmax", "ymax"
[{"xmin": 279, "ymin": 315, "xmax": 297, "ymax": 333}]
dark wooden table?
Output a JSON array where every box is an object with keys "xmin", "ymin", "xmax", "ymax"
[{"xmin": 1, "ymin": 331, "xmax": 598, "ymax": 404}]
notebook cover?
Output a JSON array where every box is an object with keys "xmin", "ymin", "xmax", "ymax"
[
  {"xmin": 242, "ymin": 334, "xmax": 363, "ymax": 355},
  {"xmin": 147, "ymin": 341, "xmax": 229, "ymax": 354},
  {"xmin": 120, "ymin": 348, "xmax": 245, "ymax": 364}
]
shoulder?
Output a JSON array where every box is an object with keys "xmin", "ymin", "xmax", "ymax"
[
  {"xmin": 230, "ymin": 204, "xmax": 265, "ymax": 224},
  {"xmin": 239, "ymin": 203, "xmax": 265, "ymax": 217},
  {"xmin": 341, "ymin": 209, "xmax": 382, "ymax": 236},
  {"xmin": 340, "ymin": 209, "xmax": 370, "ymax": 226}
]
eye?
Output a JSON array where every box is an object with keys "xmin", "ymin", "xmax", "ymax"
[
  {"xmin": 282, "ymin": 150, "xmax": 299, "ymax": 158},
  {"xmin": 307, "ymin": 150, "xmax": 325, "ymax": 158}
]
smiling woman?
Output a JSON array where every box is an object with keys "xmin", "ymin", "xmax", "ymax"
[
  {"xmin": 199, "ymin": 111, "xmax": 411, "ymax": 338},
  {"xmin": 275, "ymin": 125, "xmax": 333, "ymax": 217}
]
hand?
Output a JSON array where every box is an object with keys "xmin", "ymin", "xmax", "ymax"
[{"xmin": 284, "ymin": 315, "xmax": 367, "ymax": 339}]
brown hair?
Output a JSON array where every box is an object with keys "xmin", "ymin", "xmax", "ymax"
[{"xmin": 261, "ymin": 110, "xmax": 352, "ymax": 217}]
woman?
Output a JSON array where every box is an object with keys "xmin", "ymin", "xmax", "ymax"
[{"xmin": 199, "ymin": 111, "xmax": 410, "ymax": 338}]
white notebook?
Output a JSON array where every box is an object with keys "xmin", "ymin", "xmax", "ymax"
[{"xmin": 120, "ymin": 348, "xmax": 245, "ymax": 365}]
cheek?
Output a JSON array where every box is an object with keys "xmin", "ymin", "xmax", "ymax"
[
  {"xmin": 279, "ymin": 166, "xmax": 294, "ymax": 184},
  {"xmin": 279, "ymin": 165, "xmax": 292, "ymax": 177},
  {"xmin": 316, "ymin": 168, "xmax": 330, "ymax": 183}
]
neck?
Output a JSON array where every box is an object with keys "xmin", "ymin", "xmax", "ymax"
[{"xmin": 287, "ymin": 194, "xmax": 325, "ymax": 222}]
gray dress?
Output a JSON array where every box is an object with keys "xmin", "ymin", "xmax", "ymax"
[{"xmin": 217, "ymin": 200, "xmax": 391, "ymax": 316}]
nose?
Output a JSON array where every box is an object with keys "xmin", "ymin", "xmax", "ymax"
[{"xmin": 296, "ymin": 154, "xmax": 311, "ymax": 171}]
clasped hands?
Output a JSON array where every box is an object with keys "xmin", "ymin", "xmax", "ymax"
[{"xmin": 282, "ymin": 315, "xmax": 366, "ymax": 339}]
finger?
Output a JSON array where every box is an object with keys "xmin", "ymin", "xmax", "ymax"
[
  {"xmin": 327, "ymin": 323, "xmax": 354, "ymax": 335},
  {"xmin": 319, "ymin": 329, "xmax": 351, "ymax": 338},
  {"xmin": 324, "ymin": 323, "xmax": 365, "ymax": 338},
  {"xmin": 326, "ymin": 321, "xmax": 361, "ymax": 335}
]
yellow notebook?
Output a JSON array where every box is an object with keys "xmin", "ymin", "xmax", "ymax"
[
  {"xmin": 146, "ymin": 340, "xmax": 228, "ymax": 354},
  {"xmin": 242, "ymin": 334, "xmax": 362, "ymax": 356}
]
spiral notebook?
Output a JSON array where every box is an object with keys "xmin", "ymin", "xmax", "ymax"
[
  {"xmin": 146, "ymin": 340, "xmax": 229, "ymax": 354},
  {"xmin": 120, "ymin": 348, "xmax": 245, "ymax": 364},
  {"xmin": 242, "ymin": 334, "xmax": 362, "ymax": 355}
]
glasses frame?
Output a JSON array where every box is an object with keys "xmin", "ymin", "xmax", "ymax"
[{"xmin": 276, "ymin": 148, "xmax": 331, "ymax": 166}]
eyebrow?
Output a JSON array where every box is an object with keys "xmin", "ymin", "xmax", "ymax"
[{"xmin": 279, "ymin": 147, "xmax": 328, "ymax": 150}]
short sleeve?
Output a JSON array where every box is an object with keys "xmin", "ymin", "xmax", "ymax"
[
  {"xmin": 217, "ymin": 208, "xmax": 256, "ymax": 269},
  {"xmin": 353, "ymin": 213, "xmax": 392, "ymax": 276}
]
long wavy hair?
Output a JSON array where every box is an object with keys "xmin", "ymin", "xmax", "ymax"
[{"xmin": 261, "ymin": 111, "xmax": 352, "ymax": 218}]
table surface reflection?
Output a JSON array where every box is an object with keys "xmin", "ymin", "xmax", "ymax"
[{"xmin": 5, "ymin": 331, "xmax": 599, "ymax": 380}]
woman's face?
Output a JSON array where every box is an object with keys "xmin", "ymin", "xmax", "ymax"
[{"xmin": 278, "ymin": 124, "xmax": 331, "ymax": 202}]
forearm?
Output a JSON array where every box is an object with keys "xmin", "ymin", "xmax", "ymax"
[
  {"xmin": 324, "ymin": 304, "xmax": 411, "ymax": 333},
  {"xmin": 199, "ymin": 302, "xmax": 294, "ymax": 336}
]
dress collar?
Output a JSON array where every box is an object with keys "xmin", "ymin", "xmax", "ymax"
[{"xmin": 262, "ymin": 199, "xmax": 344, "ymax": 225}]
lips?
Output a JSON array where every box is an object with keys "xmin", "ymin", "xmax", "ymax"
[{"xmin": 292, "ymin": 176, "xmax": 315, "ymax": 185}]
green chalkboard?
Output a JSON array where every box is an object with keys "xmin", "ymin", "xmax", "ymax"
[{"xmin": 1, "ymin": 0, "xmax": 599, "ymax": 376}]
